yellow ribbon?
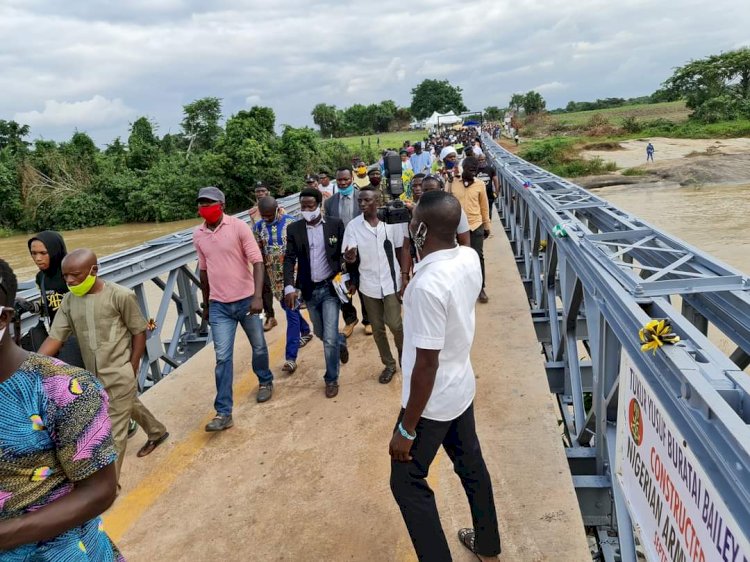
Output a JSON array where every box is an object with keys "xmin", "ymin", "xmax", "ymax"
[{"xmin": 639, "ymin": 319, "xmax": 680, "ymax": 354}]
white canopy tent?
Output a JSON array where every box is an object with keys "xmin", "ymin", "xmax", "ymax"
[{"xmin": 425, "ymin": 110, "xmax": 462, "ymax": 129}]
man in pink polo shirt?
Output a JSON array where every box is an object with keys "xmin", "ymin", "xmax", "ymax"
[{"xmin": 194, "ymin": 186, "xmax": 275, "ymax": 432}]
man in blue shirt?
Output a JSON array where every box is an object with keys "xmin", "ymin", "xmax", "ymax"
[
  {"xmin": 409, "ymin": 142, "xmax": 433, "ymax": 175},
  {"xmin": 254, "ymin": 197, "xmax": 313, "ymax": 373}
]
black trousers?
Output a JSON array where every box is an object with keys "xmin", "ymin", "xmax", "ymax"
[
  {"xmin": 262, "ymin": 269, "xmax": 274, "ymax": 318},
  {"xmin": 390, "ymin": 403, "xmax": 500, "ymax": 561},
  {"xmin": 341, "ymin": 291, "xmax": 370, "ymax": 326},
  {"xmin": 470, "ymin": 227, "xmax": 486, "ymax": 288}
]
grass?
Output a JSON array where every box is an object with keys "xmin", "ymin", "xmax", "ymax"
[
  {"xmin": 323, "ymin": 130, "xmax": 428, "ymax": 151},
  {"xmin": 519, "ymin": 137, "xmax": 618, "ymax": 177},
  {"xmin": 0, "ymin": 226, "xmax": 18, "ymax": 238},
  {"xmin": 547, "ymin": 101, "xmax": 690, "ymax": 127}
]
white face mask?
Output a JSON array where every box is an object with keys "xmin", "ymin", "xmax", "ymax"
[{"xmin": 301, "ymin": 208, "xmax": 321, "ymax": 223}]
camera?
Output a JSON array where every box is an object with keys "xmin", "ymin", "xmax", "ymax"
[
  {"xmin": 377, "ymin": 199, "xmax": 411, "ymax": 225},
  {"xmin": 376, "ymin": 152, "xmax": 411, "ymax": 224}
]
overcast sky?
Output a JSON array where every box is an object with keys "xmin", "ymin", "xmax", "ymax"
[{"xmin": 1, "ymin": 0, "xmax": 748, "ymax": 145}]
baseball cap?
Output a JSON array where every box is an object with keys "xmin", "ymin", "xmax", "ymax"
[
  {"xmin": 197, "ymin": 186, "xmax": 225, "ymax": 203},
  {"xmin": 367, "ymin": 164, "xmax": 381, "ymax": 176}
]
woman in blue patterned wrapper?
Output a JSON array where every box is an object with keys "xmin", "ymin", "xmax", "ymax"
[{"xmin": 0, "ymin": 258, "xmax": 123, "ymax": 561}]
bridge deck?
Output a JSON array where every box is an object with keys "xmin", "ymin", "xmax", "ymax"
[{"xmin": 104, "ymin": 219, "xmax": 590, "ymax": 561}]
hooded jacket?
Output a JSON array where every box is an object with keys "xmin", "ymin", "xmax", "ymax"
[{"xmin": 28, "ymin": 231, "xmax": 69, "ymax": 322}]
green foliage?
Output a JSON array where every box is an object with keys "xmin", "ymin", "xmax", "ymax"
[
  {"xmin": 484, "ymin": 106, "xmax": 504, "ymax": 121},
  {"xmin": 182, "ymin": 97, "xmax": 223, "ymax": 151},
  {"xmin": 621, "ymin": 167, "xmax": 647, "ymax": 176},
  {"xmin": 128, "ymin": 117, "xmax": 160, "ymax": 170},
  {"xmin": 520, "ymin": 138, "xmax": 616, "ymax": 177},
  {"xmin": 621, "ymin": 115, "xmax": 643, "ymax": 133},
  {"xmin": 0, "ymin": 120, "xmax": 30, "ymax": 155},
  {"xmin": 312, "ymin": 103, "xmax": 340, "ymax": 137},
  {"xmin": 662, "ymin": 48, "xmax": 750, "ymax": 122},
  {"xmin": 508, "ymin": 91, "xmax": 546, "ymax": 115},
  {"xmin": 410, "ymin": 79, "xmax": 467, "ymax": 120},
  {"xmin": 0, "ymin": 154, "xmax": 22, "ymax": 229}
]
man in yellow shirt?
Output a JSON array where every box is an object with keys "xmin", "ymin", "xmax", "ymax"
[{"xmin": 447, "ymin": 156, "xmax": 490, "ymax": 303}]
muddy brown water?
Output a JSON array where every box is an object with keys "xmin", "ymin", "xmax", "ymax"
[{"xmin": 1, "ymin": 218, "xmax": 201, "ymax": 282}]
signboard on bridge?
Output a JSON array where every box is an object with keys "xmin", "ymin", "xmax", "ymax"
[{"xmin": 615, "ymin": 353, "xmax": 750, "ymax": 562}]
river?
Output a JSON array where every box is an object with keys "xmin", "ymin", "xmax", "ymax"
[
  {"xmin": 0, "ymin": 218, "xmax": 201, "ymax": 281},
  {"xmin": 1, "ymin": 184, "xmax": 748, "ymax": 280}
]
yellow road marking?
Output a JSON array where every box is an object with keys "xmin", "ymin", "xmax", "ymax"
[
  {"xmin": 399, "ymin": 450, "xmax": 443, "ymax": 562},
  {"xmin": 104, "ymin": 335, "xmax": 287, "ymax": 542}
]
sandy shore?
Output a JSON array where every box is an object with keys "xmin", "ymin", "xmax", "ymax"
[{"xmin": 579, "ymin": 137, "xmax": 750, "ymax": 189}]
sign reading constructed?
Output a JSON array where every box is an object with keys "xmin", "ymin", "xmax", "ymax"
[{"xmin": 615, "ymin": 354, "xmax": 750, "ymax": 562}]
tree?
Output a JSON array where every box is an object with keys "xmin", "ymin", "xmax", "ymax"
[
  {"xmin": 484, "ymin": 106, "xmax": 503, "ymax": 121},
  {"xmin": 181, "ymin": 97, "xmax": 223, "ymax": 152},
  {"xmin": 662, "ymin": 48, "xmax": 750, "ymax": 121},
  {"xmin": 410, "ymin": 79, "xmax": 468, "ymax": 120},
  {"xmin": 523, "ymin": 91, "xmax": 546, "ymax": 115},
  {"xmin": 127, "ymin": 117, "xmax": 160, "ymax": 170},
  {"xmin": 311, "ymin": 103, "xmax": 340, "ymax": 137},
  {"xmin": 0, "ymin": 120, "xmax": 31, "ymax": 155},
  {"xmin": 508, "ymin": 93, "xmax": 525, "ymax": 114}
]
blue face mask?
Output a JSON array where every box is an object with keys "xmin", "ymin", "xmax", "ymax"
[
  {"xmin": 445, "ymin": 160, "xmax": 456, "ymax": 169},
  {"xmin": 339, "ymin": 184, "xmax": 354, "ymax": 196}
]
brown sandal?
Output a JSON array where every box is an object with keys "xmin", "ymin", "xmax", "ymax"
[{"xmin": 137, "ymin": 432, "xmax": 170, "ymax": 457}]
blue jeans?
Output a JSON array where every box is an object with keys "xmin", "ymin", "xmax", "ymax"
[
  {"xmin": 305, "ymin": 283, "xmax": 346, "ymax": 384},
  {"xmin": 281, "ymin": 300, "xmax": 310, "ymax": 361},
  {"xmin": 210, "ymin": 297, "xmax": 273, "ymax": 415}
]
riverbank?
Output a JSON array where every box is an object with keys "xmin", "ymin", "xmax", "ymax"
[{"xmin": 577, "ymin": 137, "xmax": 750, "ymax": 190}]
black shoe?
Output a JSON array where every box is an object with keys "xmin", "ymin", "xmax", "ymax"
[
  {"xmin": 339, "ymin": 338, "xmax": 349, "ymax": 364},
  {"xmin": 257, "ymin": 382, "xmax": 273, "ymax": 403},
  {"xmin": 379, "ymin": 366, "xmax": 396, "ymax": 384},
  {"xmin": 205, "ymin": 414, "xmax": 233, "ymax": 432}
]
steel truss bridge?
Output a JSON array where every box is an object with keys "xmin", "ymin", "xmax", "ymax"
[
  {"xmin": 482, "ymin": 133, "xmax": 750, "ymax": 561},
  {"xmin": 17, "ymin": 194, "xmax": 301, "ymax": 392},
  {"xmin": 15, "ymin": 142, "xmax": 750, "ymax": 559}
]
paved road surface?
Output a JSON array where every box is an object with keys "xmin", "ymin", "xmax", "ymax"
[{"xmin": 105, "ymin": 215, "xmax": 590, "ymax": 561}]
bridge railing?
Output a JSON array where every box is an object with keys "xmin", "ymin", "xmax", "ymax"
[
  {"xmin": 481, "ymin": 134, "xmax": 750, "ymax": 561},
  {"xmin": 17, "ymin": 193, "xmax": 301, "ymax": 391}
]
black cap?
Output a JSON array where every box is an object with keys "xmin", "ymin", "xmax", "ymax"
[
  {"xmin": 305, "ymin": 174, "xmax": 319, "ymax": 183},
  {"xmin": 255, "ymin": 180, "xmax": 268, "ymax": 190},
  {"xmin": 197, "ymin": 186, "xmax": 225, "ymax": 203}
]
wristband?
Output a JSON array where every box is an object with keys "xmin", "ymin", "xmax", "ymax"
[{"xmin": 398, "ymin": 422, "xmax": 416, "ymax": 441}]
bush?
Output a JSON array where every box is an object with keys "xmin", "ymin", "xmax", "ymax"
[{"xmin": 621, "ymin": 115, "xmax": 642, "ymax": 133}]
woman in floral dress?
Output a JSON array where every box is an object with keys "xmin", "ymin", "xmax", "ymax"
[{"xmin": 0, "ymin": 258, "xmax": 122, "ymax": 561}]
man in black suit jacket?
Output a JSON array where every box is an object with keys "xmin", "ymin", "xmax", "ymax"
[
  {"xmin": 324, "ymin": 168, "xmax": 370, "ymax": 337},
  {"xmin": 284, "ymin": 188, "xmax": 349, "ymax": 398}
]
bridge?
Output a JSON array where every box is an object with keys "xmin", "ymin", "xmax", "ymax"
[{"xmin": 16, "ymin": 136, "xmax": 750, "ymax": 561}]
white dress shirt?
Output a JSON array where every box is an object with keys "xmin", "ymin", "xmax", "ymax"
[
  {"xmin": 342, "ymin": 215, "xmax": 404, "ymax": 299},
  {"xmin": 401, "ymin": 245, "xmax": 481, "ymax": 421}
]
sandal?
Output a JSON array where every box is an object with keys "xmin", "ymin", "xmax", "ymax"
[
  {"xmin": 282, "ymin": 360, "xmax": 297, "ymax": 373},
  {"xmin": 137, "ymin": 432, "xmax": 170, "ymax": 458},
  {"xmin": 458, "ymin": 528, "xmax": 480, "ymax": 560}
]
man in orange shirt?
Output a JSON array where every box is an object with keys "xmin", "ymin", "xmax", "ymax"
[{"xmin": 448, "ymin": 156, "xmax": 491, "ymax": 303}]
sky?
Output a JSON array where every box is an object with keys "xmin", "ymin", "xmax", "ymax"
[{"xmin": 1, "ymin": 0, "xmax": 748, "ymax": 145}]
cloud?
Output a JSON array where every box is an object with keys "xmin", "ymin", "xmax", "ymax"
[
  {"xmin": 14, "ymin": 96, "xmax": 135, "ymax": 128},
  {"xmin": 1, "ymin": 0, "xmax": 749, "ymax": 142}
]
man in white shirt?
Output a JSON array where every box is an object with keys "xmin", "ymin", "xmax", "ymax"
[
  {"xmin": 343, "ymin": 187, "xmax": 404, "ymax": 383},
  {"xmin": 389, "ymin": 190, "xmax": 500, "ymax": 561}
]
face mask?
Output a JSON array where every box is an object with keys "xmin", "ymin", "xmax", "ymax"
[
  {"xmin": 301, "ymin": 208, "xmax": 321, "ymax": 223},
  {"xmin": 356, "ymin": 166, "xmax": 367, "ymax": 176},
  {"xmin": 409, "ymin": 222, "xmax": 428, "ymax": 261},
  {"xmin": 198, "ymin": 203, "xmax": 223, "ymax": 224},
  {"xmin": 68, "ymin": 267, "xmax": 97, "ymax": 297},
  {"xmin": 369, "ymin": 176, "xmax": 381, "ymax": 186},
  {"xmin": 338, "ymin": 184, "xmax": 354, "ymax": 197},
  {"xmin": 445, "ymin": 160, "xmax": 456, "ymax": 170}
]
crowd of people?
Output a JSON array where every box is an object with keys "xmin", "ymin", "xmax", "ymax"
[{"xmin": 0, "ymin": 126, "xmax": 502, "ymax": 560}]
